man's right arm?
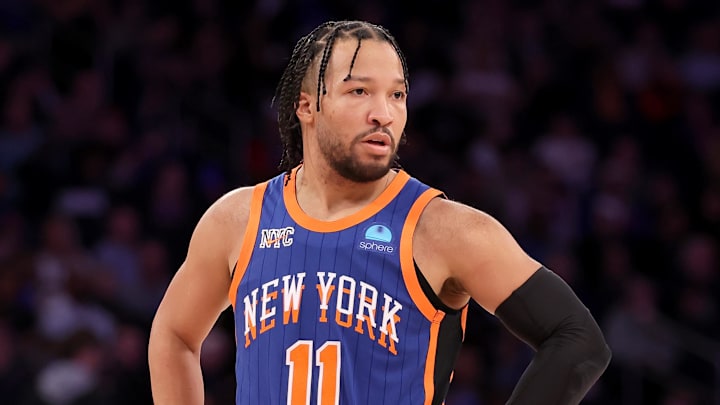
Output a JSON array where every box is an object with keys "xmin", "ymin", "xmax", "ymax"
[{"xmin": 148, "ymin": 187, "xmax": 253, "ymax": 405}]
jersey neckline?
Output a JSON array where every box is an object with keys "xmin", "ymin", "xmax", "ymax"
[{"xmin": 283, "ymin": 166, "xmax": 411, "ymax": 232}]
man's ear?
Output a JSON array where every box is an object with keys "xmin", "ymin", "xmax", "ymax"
[{"xmin": 296, "ymin": 91, "xmax": 314, "ymax": 124}]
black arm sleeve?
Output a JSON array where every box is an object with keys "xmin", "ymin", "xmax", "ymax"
[{"xmin": 494, "ymin": 267, "xmax": 612, "ymax": 405}]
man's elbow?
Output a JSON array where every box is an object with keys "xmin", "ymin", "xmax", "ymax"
[
  {"xmin": 598, "ymin": 341, "xmax": 612, "ymax": 369},
  {"xmin": 586, "ymin": 334, "xmax": 612, "ymax": 377},
  {"xmin": 578, "ymin": 339, "xmax": 611, "ymax": 382},
  {"xmin": 568, "ymin": 317, "xmax": 612, "ymax": 387}
]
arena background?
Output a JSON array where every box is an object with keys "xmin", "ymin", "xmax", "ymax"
[{"xmin": 1, "ymin": 0, "xmax": 719, "ymax": 404}]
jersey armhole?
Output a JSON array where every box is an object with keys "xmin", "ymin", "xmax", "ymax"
[
  {"xmin": 228, "ymin": 182, "xmax": 268, "ymax": 309},
  {"xmin": 414, "ymin": 260, "xmax": 462, "ymax": 315}
]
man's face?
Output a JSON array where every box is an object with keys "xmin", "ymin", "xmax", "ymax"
[{"xmin": 310, "ymin": 38, "xmax": 408, "ymax": 183}]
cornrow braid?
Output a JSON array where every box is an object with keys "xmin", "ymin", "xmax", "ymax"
[
  {"xmin": 272, "ymin": 20, "xmax": 410, "ymax": 182},
  {"xmin": 316, "ymin": 27, "xmax": 342, "ymax": 102},
  {"xmin": 343, "ymin": 37, "xmax": 362, "ymax": 81}
]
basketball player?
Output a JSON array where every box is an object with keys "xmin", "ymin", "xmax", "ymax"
[{"xmin": 148, "ymin": 20, "xmax": 611, "ymax": 404}]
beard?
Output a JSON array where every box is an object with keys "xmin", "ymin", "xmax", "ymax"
[{"xmin": 317, "ymin": 126, "xmax": 398, "ymax": 183}]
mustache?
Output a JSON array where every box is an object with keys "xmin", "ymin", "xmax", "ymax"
[{"xmin": 354, "ymin": 126, "xmax": 394, "ymax": 141}]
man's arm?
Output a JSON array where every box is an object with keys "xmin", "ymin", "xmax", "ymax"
[
  {"xmin": 148, "ymin": 187, "xmax": 252, "ymax": 405},
  {"xmin": 415, "ymin": 199, "xmax": 611, "ymax": 404},
  {"xmin": 495, "ymin": 267, "xmax": 611, "ymax": 404}
]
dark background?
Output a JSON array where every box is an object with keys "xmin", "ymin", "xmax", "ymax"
[{"xmin": 1, "ymin": 0, "xmax": 719, "ymax": 404}]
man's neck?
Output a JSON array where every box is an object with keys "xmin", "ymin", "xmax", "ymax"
[{"xmin": 294, "ymin": 161, "xmax": 396, "ymax": 221}]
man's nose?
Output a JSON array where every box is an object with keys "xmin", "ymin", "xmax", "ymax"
[{"xmin": 368, "ymin": 97, "xmax": 393, "ymax": 128}]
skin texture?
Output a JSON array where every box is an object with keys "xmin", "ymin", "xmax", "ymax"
[{"xmin": 148, "ymin": 38, "xmax": 540, "ymax": 404}]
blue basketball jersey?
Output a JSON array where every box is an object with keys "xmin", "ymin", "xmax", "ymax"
[{"xmin": 229, "ymin": 168, "xmax": 467, "ymax": 405}]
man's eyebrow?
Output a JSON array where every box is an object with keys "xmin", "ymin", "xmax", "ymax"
[{"xmin": 343, "ymin": 75, "xmax": 406, "ymax": 85}]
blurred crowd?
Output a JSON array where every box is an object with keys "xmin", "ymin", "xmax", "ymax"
[{"xmin": 0, "ymin": 0, "xmax": 719, "ymax": 404}]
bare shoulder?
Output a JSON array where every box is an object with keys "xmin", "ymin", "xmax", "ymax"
[
  {"xmin": 415, "ymin": 198, "xmax": 511, "ymax": 272},
  {"xmin": 416, "ymin": 198, "xmax": 504, "ymax": 250},
  {"xmin": 204, "ymin": 186, "xmax": 255, "ymax": 228},
  {"xmin": 417, "ymin": 198, "xmax": 497, "ymax": 233},
  {"xmin": 189, "ymin": 185, "xmax": 256, "ymax": 270},
  {"xmin": 415, "ymin": 197, "xmax": 540, "ymax": 314}
]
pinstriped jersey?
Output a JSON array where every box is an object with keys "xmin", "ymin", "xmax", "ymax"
[{"xmin": 228, "ymin": 167, "xmax": 467, "ymax": 405}]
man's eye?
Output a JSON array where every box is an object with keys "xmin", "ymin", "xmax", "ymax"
[
  {"xmin": 352, "ymin": 89, "xmax": 366, "ymax": 95},
  {"xmin": 393, "ymin": 91, "xmax": 406, "ymax": 100}
]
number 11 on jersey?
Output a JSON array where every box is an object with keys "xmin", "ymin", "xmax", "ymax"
[{"xmin": 286, "ymin": 340, "xmax": 341, "ymax": 405}]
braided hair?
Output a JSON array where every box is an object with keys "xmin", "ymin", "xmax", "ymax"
[{"xmin": 272, "ymin": 20, "xmax": 410, "ymax": 180}]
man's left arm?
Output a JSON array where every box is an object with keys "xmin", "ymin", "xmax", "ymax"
[{"xmin": 419, "ymin": 199, "xmax": 611, "ymax": 404}]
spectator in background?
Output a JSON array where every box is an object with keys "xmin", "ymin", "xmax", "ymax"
[
  {"xmin": 94, "ymin": 204, "xmax": 143, "ymax": 295},
  {"xmin": 33, "ymin": 330, "xmax": 106, "ymax": 405},
  {"xmin": 33, "ymin": 214, "xmax": 115, "ymax": 344},
  {"xmin": 604, "ymin": 276, "xmax": 677, "ymax": 404}
]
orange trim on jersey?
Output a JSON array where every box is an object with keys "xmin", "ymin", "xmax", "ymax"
[
  {"xmin": 399, "ymin": 188, "xmax": 443, "ymax": 321},
  {"xmin": 423, "ymin": 312, "xmax": 445, "ymax": 405},
  {"xmin": 284, "ymin": 166, "xmax": 411, "ymax": 232},
  {"xmin": 228, "ymin": 182, "xmax": 268, "ymax": 309}
]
